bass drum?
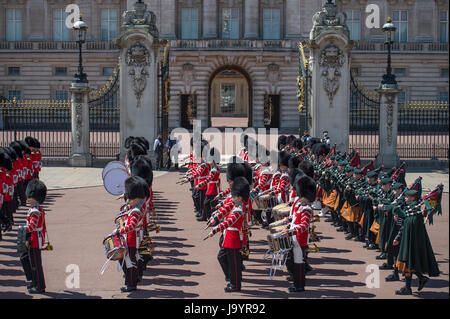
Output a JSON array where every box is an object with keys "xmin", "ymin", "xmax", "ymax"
[
  {"xmin": 102, "ymin": 161, "xmax": 127, "ymax": 180},
  {"xmin": 103, "ymin": 167, "xmax": 129, "ymax": 196}
]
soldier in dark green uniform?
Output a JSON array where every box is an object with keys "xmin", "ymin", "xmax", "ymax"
[
  {"xmin": 358, "ymin": 170, "xmax": 379, "ymax": 249},
  {"xmin": 342, "ymin": 168, "xmax": 365, "ymax": 240},
  {"xmin": 394, "ymin": 189, "xmax": 440, "ymax": 295},
  {"xmin": 383, "ymin": 182, "xmax": 406, "ymax": 281},
  {"xmin": 374, "ymin": 178, "xmax": 396, "ymax": 260}
]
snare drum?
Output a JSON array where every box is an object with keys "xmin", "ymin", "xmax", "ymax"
[
  {"xmin": 103, "ymin": 233, "xmax": 126, "ymax": 261},
  {"xmin": 269, "ymin": 220, "xmax": 288, "ymax": 233},
  {"xmin": 114, "ymin": 213, "xmax": 127, "ymax": 230},
  {"xmin": 267, "ymin": 232, "xmax": 293, "ymax": 254},
  {"xmin": 272, "ymin": 203, "xmax": 291, "ymax": 220},
  {"xmin": 257, "ymin": 195, "xmax": 276, "ymax": 210}
]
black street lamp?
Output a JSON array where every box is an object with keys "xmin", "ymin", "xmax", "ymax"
[
  {"xmin": 380, "ymin": 17, "xmax": 397, "ymax": 89},
  {"xmin": 73, "ymin": 15, "xmax": 88, "ymax": 84}
]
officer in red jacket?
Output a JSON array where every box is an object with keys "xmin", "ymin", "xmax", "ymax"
[
  {"xmin": 282, "ymin": 174, "xmax": 316, "ymax": 292},
  {"xmin": 20, "ymin": 179, "xmax": 47, "ymax": 294},
  {"xmin": 113, "ymin": 176, "xmax": 149, "ymax": 293},
  {"xmin": 206, "ymin": 176, "xmax": 250, "ymax": 292},
  {"xmin": 197, "ymin": 148, "xmax": 221, "ymax": 222}
]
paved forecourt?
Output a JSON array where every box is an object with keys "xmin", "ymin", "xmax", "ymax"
[{"xmin": 0, "ymin": 170, "xmax": 448, "ymax": 299}]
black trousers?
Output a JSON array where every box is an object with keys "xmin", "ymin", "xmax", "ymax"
[
  {"xmin": 194, "ymin": 189, "xmax": 206, "ymax": 220},
  {"xmin": 2, "ymin": 200, "xmax": 14, "ymax": 224},
  {"xmin": 225, "ymin": 248, "xmax": 242, "ymax": 290},
  {"xmin": 285, "ymin": 246, "xmax": 307, "ymax": 289},
  {"xmin": 21, "ymin": 248, "xmax": 46, "ymax": 291},
  {"xmin": 203, "ymin": 195, "xmax": 217, "ymax": 220},
  {"xmin": 121, "ymin": 247, "xmax": 138, "ymax": 288},
  {"xmin": 217, "ymin": 235, "xmax": 229, "ymax": 278}
]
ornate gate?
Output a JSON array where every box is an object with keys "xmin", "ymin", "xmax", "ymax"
[
  {"xmin": 88, "ymin": 64, "xmax": 120, "ymax": 159},
  {"xmin": 349, "ymin": 71, "xmax": 380, "ymax": 158},
  {"xmin": 297, "ymin": 42, "xmax": 310, "ymax": 135}
]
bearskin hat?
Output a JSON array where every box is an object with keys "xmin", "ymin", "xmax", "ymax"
[
  {"xmin": 125, "ymin": 176, "xmax": 150, "ymax": 200},
  {"xmin": 228, "ymin": 155, "xmax": 241, "ymax": 164},
  {"xmin": 26, "ymin": 179, "xmax": 47, "ymax": 204},
  {"xmin": 226, "ymin": 162, "xmax": 246, "ymax": 182},
  {"xmin": 207, "ymin": 147, "xmax": 221, "ymax": 164},
  {"xmin": 25, "ymin": 137, "xmax": 37, "ymax": 148},
  {"xmin": 293, "ymin": 138, "xmax": 303, "ymax": 150},
  {"xmin": 127, "ymin": 143, "xmax": 146, "ymax": 163},
  {"xmin": 124, "ymin": 136, "xmax": 135, "ymax": 149},
  {"xmin": 0, "ymin": 150, "xmax": 13, "ymax": 171},
  {"xmin": 287, "ymin": 135, "xmax": 296, "ymax": 145},
  {"xmin": 288, "ymin": 155, "xmax": 300, "ymax": 170},
  {"xmin": 241, "ymin": 162, "xmax": 253, "ymax": 186},
  {"xmin": 131, "ymin": 156, "xmax": 153, "ymax": 187},
  {"xmin": 231, "ymin": 176, "xmax": 250, "ymax": 201},
  {"xmin": 278, "ymin": 151, "xmax": 291, "ymax": 167},
  {"xmin": 277, "ymin": 135, "xmax": 288, "ymax": 150},
  {"xmin": 289, "ymin": 168, "xmax": 305, "ymax": 186},
  {"xmin": 240, "ymin": 134, "xmax": 249, "ymax": 147},
  {"xmin": 18, "ymin": 141, "xmax": 31, "ymax": 155},
  {"xmin": 312, "ymin": 143, "xmax": 330, "ymax": 157},
  {"xmin": 294, "ymin": 175, "xmax": 316, "ymax": 203},
  {"xmin": 34, "ymin": 138, "xmax": 41, "ymax": 149},
  {"xmin": 9, "ymin": 142, "xmax": 23, "ymax": 159},
  {"xmin": 133, "ymin": 137, "xmax": 150, "ymax": 151},
  {"xmin": 299, "ymin": 160, "xmax": 315, "ymax": 179},
  {"xmin": 307, "ymin": 137, "xmax": 322, "ymax": 148},
  {"xmin": 3, "ymin": 147, "xmax": 17, "ymax": 161}
]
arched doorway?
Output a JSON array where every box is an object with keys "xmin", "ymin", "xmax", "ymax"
[{"xmin": 208, "ymin": 66, "xmax": 252, "ymax": 128}]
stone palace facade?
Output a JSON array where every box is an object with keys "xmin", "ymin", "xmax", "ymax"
[{"xmin": 0, "ymin": 0, "xmax": 448, "ymax": 130}]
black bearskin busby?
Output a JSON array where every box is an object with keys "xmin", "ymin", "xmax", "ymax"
[
  {"xmin": 307, "ymin": 137, "xmax": 322, "ymax": 149},
  {"xmin": 18, "ymin": 141, "xmax": 31, "ymax": 155},
  {"xmin": 26, "ymin": 179, "xmax": 47, "ymax": 204},
  {"xmin": 231, "ymin": 176, "xmax": 250, "ymax": 202},
  {"xmin": 241, "ymin": 162, "xmax": 253, "ymax": 186},
  {"xmin": 25, "ymin": 137, "xmax": 37, "ymax": 148},
  {"xmin": 299, "ymin": 160, "xmax": 315, "ymax": 179},
  {"xmin": 125, "ymin": 176, "xmax": 150, "ymax": 200},
  {"xmin": 127, "ymin": 143, "xmax": 146, "ymax": 163},
  {"xmin": 10, "ymin": 141, "xmax": 24, "ymax": 158},
  {"xmin": 277, "ymin": 135, "xmax": 288, "ymax": 150},
  {"xmin": 312, "ymin": 143, "xmax": 330, "ymax": 157},
  {"xmin": 288, "ymin": 155, "xmax": 300, "ymax": 170},
  {"xmin": 289, "ymin": 168, "xmax": 305, "ymax": 186},
  {"xmin": 124, "ymin": 136, "xmax": 135, "ymax": 149},
  {"xmin": 130, "ymin": 156, "xmax": 153, "ymax": 187},
  {"xmin": 278, "ymin": 151, "xmax": 291, "ymax": 168},
  {"xmin": 226, "ymin": 162, "xmax": 246, "ymax": 182},
  {"xmin": 0, "ymin": 150, "xmax": 13, "ymax": 171},
  {"xmin": 292, "ymin": 138, "xmax": 303, "ymax": 150},
  {"xmin": 133, "ymin": 137, "xmax": 150, "ymax": 151},
  {"xmin": 294, "ymin": 175, "xmax": 316, "ymax": 203}
]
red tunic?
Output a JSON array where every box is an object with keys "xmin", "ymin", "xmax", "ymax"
[
  {"xmin": 213, "ymin": 204, "xmax": 245, "ymax": 249},
  {"xmin": 197, "ymin": 163, "xmax": 220, "ymax": 195},
  {"xmin": 189, "ymin": 162, "xmax": 210, "ymax": 190},
  {"xmin": 119, "ymin": 201, "xmax": 144, "ymax": 248},
  {"xmin": 273, "ymin": 172, "xmax": 290, "ymax": 203},
  {"xmin": 290, "ymin": 202, "xmax": 313, "ymax": 247},
  {"xmin": 26, "ymin": 205, "xmax": 46, "ymax": 249}
]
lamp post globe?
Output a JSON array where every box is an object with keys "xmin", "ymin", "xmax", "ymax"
[
  {"xmin": 380, "ymin": 17, "xmax": 397, "ymax": 89},
  {"xmin": 73, "ymin": 15, "xmax": 88, "ymax": 84}
]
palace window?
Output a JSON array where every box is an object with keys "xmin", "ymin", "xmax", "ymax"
[
  {"xmin": 6, "ymin": 9, "xmax": 22, "ymax": 41},
  {"xmin": 439, "ymin": 91, "xmax": 449, "ymax": 102},
  {"xmin": 222, "ymin": 8, "xmax": 239, "ymax": 39},
  {"xmin": 181, "ymin": 8, "xmax": 199, "ymax": 39},
  {"xmin": 55, "ymin": 67, "xmax": 68, "ymax": 76},
  {"xmin": 53, "ymin": 9, "xmax": 70, "ymax": 41},
  {"xmin": 103, "ymin": 67, "xmax": 115, "ymax": 76},
  {"xmin": 441, "ymin": 68, "xmax": 449, "ymax": 78},
  {"xmin": 55, "ymin": 90, "xmax": 69, "ymax": 101},
  {"xmin": 398, "ymin": 91, "xmax": 406, "ymax": 104},
  {"xmin": 8, "ymin": 90, "xmax": 22, "ymax": 101},
  {"xmin": 345, "ymin": 10, "xmax": 361, "ymax": 40},
  {"xmin": 220, "ymin": 83, "xmax": 236, "ymax": 113},
  {"xmin": 394, "ymin": 68, "xmax": 406, "ymax": 77},
  {"xmin": 8, "ymin": 67, "xmax": 20, "ymax": 76},
  {"xmin": 440, "ymin": 11, "xmax": 448, "ymax": 43},
  {"xmin": 263, "ymin": 9, "xmax": 281, "ymax": 40},
  {"xmin": 101, "ymin": 9, "xmax": 118, "ymax": 41},
  {"xmin": 392, "ymin": 11, "xmax": 408, "ymax": 43}
]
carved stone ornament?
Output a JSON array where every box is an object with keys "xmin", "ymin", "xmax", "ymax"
[
  {"xmin": 182, "ymin": 63, "xmax": 195, "ymax": 84},
  {"xmin": 386, "ymin": 93, "xmax": 396, "ymax": 146},
  {"xmin": 310, "ymin": 1, "xmax": 350, "ymax": 40},
  {"xmin": 122, "ymin": 0, "xmax": 159, "ymax": 36},
  {"xmin": 127, "ymin": 41, "xmax": 151, "ymax": 108},
  {"xmin": 266, "ymin": 63, "xmax": 280, "ymax": 84},
  {"xmin": 74, "ymin": 94, "xmax": 83, "ymax": 147},
  {"xmin": 319, "ymin": 42, "xmax": 345, "ymax": 107}
]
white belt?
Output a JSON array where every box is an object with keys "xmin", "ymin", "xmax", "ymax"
[{"xmin": 227, "ymin": 227, "xmax": 240, "ymax": 231}]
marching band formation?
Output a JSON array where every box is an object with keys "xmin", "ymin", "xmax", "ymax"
[{"xmin": 0, "ymin": 132, "xmax": 445, "ymax": 296}]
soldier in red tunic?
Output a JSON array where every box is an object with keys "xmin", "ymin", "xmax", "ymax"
[
  {"xmin": 197, "ymin": 148, "xmax": 221, "ymax": 222},
  {"xmin": 282, "ymin": 174, "xmax": 316, "ymax": 292},
  {"xmin": 206, "ymin": 176, "xmax": 250, "ymax": 292},
  {"xmin": 20, "ymin": 179, "xmax": 47, "ymax": 294},
  {"xmin": 113, "ymin": 176, "xmax": 149, "ymax": 293}
]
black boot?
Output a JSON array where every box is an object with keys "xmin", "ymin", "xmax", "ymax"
[
  {"xmin": 376, "ymin": 253, "xmax": 387, "ymax": 260},
  {"xmin": 417, "ymin": 273, "xmax": 429, "ymax": 291},
  {"xmin": 395, "ymin": 276, "xmax": 412, "ymax": 295}
]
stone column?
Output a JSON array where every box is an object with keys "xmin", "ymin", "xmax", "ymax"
[
  {"xmin": 244, "ymin": 0, "xmax": 258, "ymax": 39},
  {"xmin": 203, "ymin": 0, "xmax": 217, "ymax": 39},
  {"xmin": 116, "ymin": 1, "xmax": 166, "ymax": 161},
  {"xmin": 375, "ymin": 88, "xmax": 400, "ymax": 168},
  {"xmin": 69, "ymin": 82, "xmax": 93, "ymax": 167},
  {"xmin": 306, "ymin": 1, "xmax": 354, "ymax": 152}
]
